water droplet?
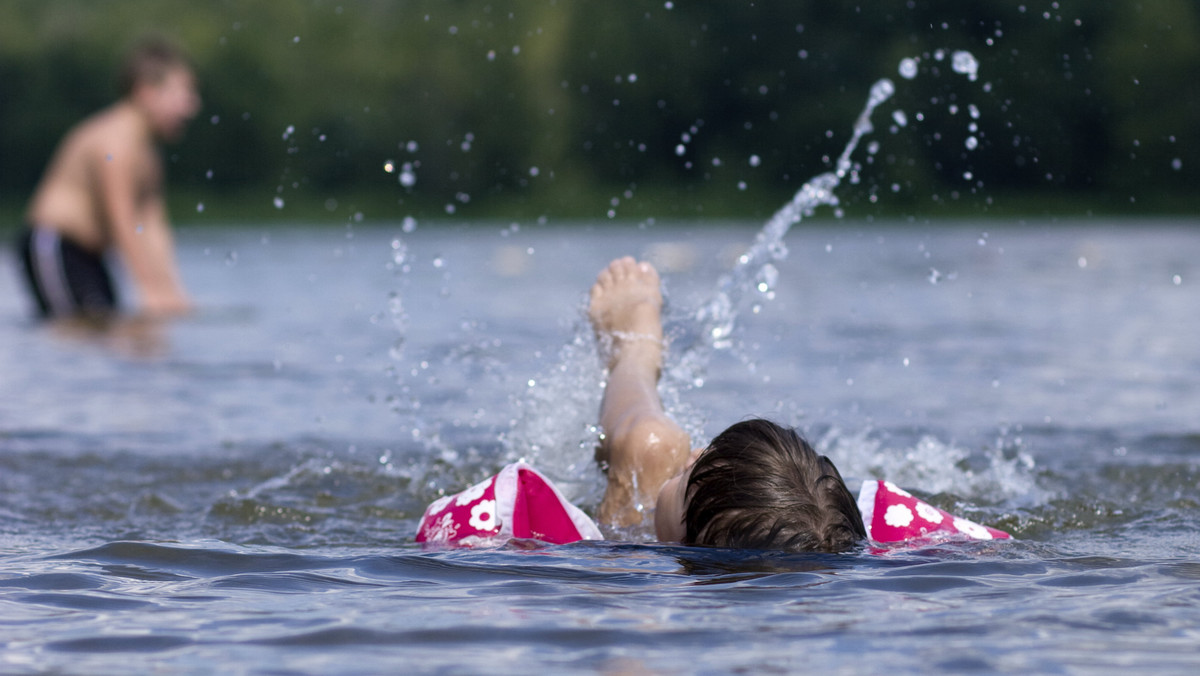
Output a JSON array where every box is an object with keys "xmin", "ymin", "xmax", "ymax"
[
  {"xmin": 628, "ymin": 73, "xmax": 638, "ymax": 83},
  {"xmin": 205, "ymin": 169, "xmax": 214, "ymax": 180},
  {"xmin": 1171, "ymin": 158, "xmax": 1183, "ymax": 171},
  {"xmin": 892, "ymin": 110, "xmax": 908, "ymax": 127},
  {"xmin": 383, "ymin": 160, "xmax": 395, "ymax": 173},
  {"xmin": 749, "ymin": 154, "xmax": 761, "ymax": 167},
  {"xmin": 898, "ymin": 57, "xmax": 919, "ymax": 80},
  {"xmin": 869, "ymin": 78, "xmax": 895, "ymax": 106},
  {"xmin": 1077, "ymin": 257, "xmax": 1087, "ymax": 269},
  {"xmin": 529, "ymin": 166, "xmax": 540, "ymax": 177},
  {"xmin": 951, "ymin": 50, "xmax": 979, "ymax": 81},
  {"xmin": 282, "ymin": 125, "xmax": 295, "ymax": 140},
  {"xmin": 965, "ymin": 136, "xmax": 979, "ymax": 150},
  {"xmin": 1172, "ymin": 274, "xmax": 1182, "ymax": 286},
  {"xmin": 928, "ymin": 268, "xmax": 942, "ymax": 284},
  {"xmin": 737, "ymin": 181, "xmax": 747, "ymax": 191},
  {"xmin": 273, "ymin": 196, "xmax": 285, "ymax": 209},
  {"xmin": 432, "ymin": 256, "xmax": 445, "ymax": 269},
  {"xmin": 675, "ymin": 144, "xmax": 686, "ymax": 156},
  {"xmin": 968, "ymin": 104, "xmax": 981, "ymax": 120},
  {"xmin": 196, "ymin": 202, "xmax": 205, "ymax": 213},
  {"xmin": 406, "ymin": 140, "xmax": 419, "ymax": 153},
  {"xmin": 963, "ymin": 171, "xmax": 973, "ymax": 180},
  {"xmin": 399, "ymin": 163, "xmax": 417, "ymax": 187},
  {"xmin": 402, "ymin": 216, "xmax": 417, "ymax": 233}
]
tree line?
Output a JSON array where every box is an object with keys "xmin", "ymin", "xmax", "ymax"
[{"xmin": 1, "ymin": 0, "xmax": 1196, "ymax": 223}]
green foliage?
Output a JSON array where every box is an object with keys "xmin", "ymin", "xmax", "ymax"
[{"xmin": 0, "ymin": 0, "xmax": 1196, "ymax": 223}]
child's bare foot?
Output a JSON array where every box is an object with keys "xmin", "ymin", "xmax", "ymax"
[{"xmin": 588, "ymin": 257, "xmax": 664, "ymax": 371}]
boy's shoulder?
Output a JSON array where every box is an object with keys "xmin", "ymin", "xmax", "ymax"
[{"xmin": 58, "ymin": 104, "xmax": 157, "ymax": 171}]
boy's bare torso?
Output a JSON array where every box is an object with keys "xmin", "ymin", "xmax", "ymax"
[{"xmin": 27, "ymin": 102, "xmax": 164, "ymax": 254}]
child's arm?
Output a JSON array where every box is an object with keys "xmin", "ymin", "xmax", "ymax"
[
  {"xmin": 96, "ymin": 135, "xmax": 191, "ymax": 316},
  {"xmin": 589, "ymin": 258, "xmax": 692, "ymax": 526}
]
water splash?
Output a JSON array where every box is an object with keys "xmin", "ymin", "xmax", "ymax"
[
  {"xmin": 817, "ymin": 427, "xmax": 1040, "ymax": 505},
  {"xmin": 476, "ymin": 53, "xmax": 983, "ymax": 509},
  {"xmin": 951, "ymin": 50, "xmax": 979, "ymax": 81},
  {"xmin": 664, "ymin": 77, "xmax": 897, "ymax": 402}
]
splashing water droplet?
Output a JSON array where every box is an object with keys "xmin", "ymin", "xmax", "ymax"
[
  {"xmin": 675, "ymin": 144, "xmax": 686, "ymax": 156},
  {"xmin": 399, "ymin": 162, "xmax": 417, "ymax": 187},
  {"xmin": 1171, "ymin": 158, "xmax": 1183, "ymax": 171},
  {"xmin": 273, "ymin": 196, "xmax": 285, "ymax": 209},
  {"xmin": 402, "ymin": 216, "xmax": 417, "ymax": 233},
  {"xmin": 196, "ymin": 202, "xmax": 205, "ymax": 213},
  {"xmin": 951, "ymin": 50, "xmax": 979, "ymax": 81},
  {"xmin": 892, "ymin": 110, "xmax": 908, "ymax": 127},
  {"xmin": 898, "ymin": 57, "xmax": 919, "ymax": 80},
  {"xmin": 749, "ymin": 154, "xmax": 761, "ymax": 167},
  {"xmin": 965, "ymin": 136, "xmax": 979, "ymax": 150},
  {"xmin": 928, "ymin": 268, "xmax": 943, "ymax": 285},
  {"xmin": 968, "ymin": 104, "xmax": 981, "ymax": 120},
  {"xmin": 383, "ymin": 160, "xmax": 395, "ymax": 173},
  {"xmin": 869, "ymin": 78, "xmax": 895, "ymax": 107}
]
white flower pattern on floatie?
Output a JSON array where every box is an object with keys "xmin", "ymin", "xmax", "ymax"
[
  {"xmin": 427, "ymin": 512, "xmax": 459, "ymax": 543},
  {"xmin": 455, "ymin": 477, "xmax": 493, "ymax": 506},
  {"xmin": 426, "ymin": 495, "xmax": 452, "ymax": 516},
  {"xmin": 469, "ymin": 499, "xmax": 498, "ymax": 531},
  {"xmin": 884, "ymin": 504, "xmax": 914, "ymax": 527},
  {"xmin": 915, "ymin": 502, "xmax": 944, "ymax": 524},
  {"xmin": 953, "ymin": 517, "xmax": 992, "ymax": 540},
  {"xmin": 883, "ymin": 481, "xmax": 913, "ymax": 498}
]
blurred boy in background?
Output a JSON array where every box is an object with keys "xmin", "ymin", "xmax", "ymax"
[{"xmin": 16, "ymin": 36, "xmax": 199, "ymax": 318}]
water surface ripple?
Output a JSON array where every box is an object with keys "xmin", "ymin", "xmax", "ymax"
[{"xmin": 1, "ymin": 222, "xmax": 1198, "ymax": 674}]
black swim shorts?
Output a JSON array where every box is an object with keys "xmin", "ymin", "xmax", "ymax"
[{"xmin": 15, "ymin": 226, "xmax": 118, "ymax": 317}]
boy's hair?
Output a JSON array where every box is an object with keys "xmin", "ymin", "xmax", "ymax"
[
  {"xmin": 684, "ymin": 419, "xmax": 866, "ymax": 552},
  {"xmin": 118, "ymin": 35, "xmax": 192, "ymax": 98}
]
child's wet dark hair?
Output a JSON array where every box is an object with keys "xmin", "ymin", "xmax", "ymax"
[{"xmin": 684, "ymin": 419, "xmax": 866, "ymax": 552}]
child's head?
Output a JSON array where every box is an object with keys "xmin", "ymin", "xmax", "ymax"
[
  {"xmin": 118, "ymin": 36, "xmax": 200, "ymax": 141},
  {"xmin": 656, "ymin": 419, "xmax": 866, "ymax": 552}
]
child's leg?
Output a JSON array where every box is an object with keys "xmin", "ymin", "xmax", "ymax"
[{"xmin": 588, "ymin": 257, "xmax": 692, "ymax": 526}]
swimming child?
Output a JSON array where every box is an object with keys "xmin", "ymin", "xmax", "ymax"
[
  {"xmin": 417, "ymin": 257, "xmax": 1009, "ymax": 551},
  {"xmin": 16, "ymin": 35, "xmax": 200, "ymax": 318},
  {"xmin": 588, "ymin": 257, "xmax": 867, "ymax": 551}
]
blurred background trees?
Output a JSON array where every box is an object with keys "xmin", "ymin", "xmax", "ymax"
[{"xmin": 0, "ymin": 0, "xmax": 1196, "ymax": 224}]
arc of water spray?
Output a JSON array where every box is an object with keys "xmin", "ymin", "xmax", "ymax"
[{"xmin": 667, "ymin": 78, "xmax": 897, "ymax": 394}]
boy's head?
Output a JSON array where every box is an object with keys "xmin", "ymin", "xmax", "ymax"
[
  {"xmin": 655, "ymin": 419, "xmax": 866, "ymax": 552},
  {"xmin": 119, "ymin": 36, "xmax": 200, "ymax": 142}
]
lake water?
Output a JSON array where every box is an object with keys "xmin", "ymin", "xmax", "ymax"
[{"xmin": 1, "ymin": 220, "xmax": 1198, "ymax": 674}]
